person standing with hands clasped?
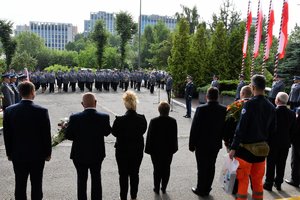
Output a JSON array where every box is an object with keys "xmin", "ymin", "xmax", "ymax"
[
  {"xmin": 229, "ymin": 75, "xmax": 276, "ymax": 200},
  {"xmin": 184, "ymin": 76, "xmax": 193, "ymax": 118},
  {"xmin": 3, "ymin": 81, "xmax": 52, "ymax": 200},
  {"xmin": 145, "ymin": 101, "xmax": 178, "ymax": 194},
  {"xmin": 112, "ymin": 91, "xmax": 147, "ymax": 200},
  {"xmin": 65, "ymin": 92, "xmax": 111, "ymax": 200}
]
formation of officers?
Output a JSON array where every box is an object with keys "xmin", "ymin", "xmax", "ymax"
[{"xmin": 28, "ymin": 69, "xmax": 171, "ymax": 94}]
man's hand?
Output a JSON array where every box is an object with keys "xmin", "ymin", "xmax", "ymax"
[
  {"xmin": 45, "ymin": 156, "xmax": 51, "ymax": 161},
  {"xmin": 229, "ymin": 150, "xmax": 235, "ymax": 159}
]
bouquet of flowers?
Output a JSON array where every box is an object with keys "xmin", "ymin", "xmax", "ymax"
[
  {"xmin": 226, "ymin": 99, "xmax": 246, "ymax": 122},
  {"xmin": 52, "ymin": 117, "xmax": 69, "ymax": 147}
]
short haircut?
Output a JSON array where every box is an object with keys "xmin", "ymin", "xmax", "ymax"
[
  {"xmin": 123, "ymin": 91, "xmax": 138, "ymax": 111},
  {"xmin": 251, "ymin": 75, "xmax": 266, "ymax": 90},
  {"xmin": 276, "ymin": 92, "xmax": 289, "ymax": 105},
  {"xmin": 158, "ymin": 101, "xmax": 170, "ymax": 116},
  {"xmin": 206, "ymin": 87, "xmax": 219, "ymax": 101},
  {"xmin": 82, "ymin": 92, "xmax": 96, "ymax": 108},
  {"xmin": 240, "ymin": 85, "xmax": 252, "ymax": 98},
  {"xmin": 18, "ymin": 81, "xmax": 35, "ymax": 98}
]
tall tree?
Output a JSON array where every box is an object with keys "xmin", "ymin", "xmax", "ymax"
[
  {"xmin": 168, "ymin": 19, "xmax": 190, "ymax": 95},
  {"xmin": 141, "ymin": 25, "xmax": 155, "ymax": 67},
  {"xmin": 175, "ymin": 5, "xmax": 199, "ymax": 34},
  {"xmin": 188, "ymin": 23, "xmax": 210, "ymax": 86},
  {"xmin": 289, "ymin": 24, "xmax": 300, "ymax": 43},
  {"xmin": 14, "ymin": 32, "xmax": 45, "ymax": 57},
  {"xmin": 209, "ymin": 22, "xmax": 230, "ymax": 79},
  {"xmin": 0, "ymin": 20, "xmax": 17, "ymax": 70},
  {"xmin": 210, "ymin": 0, "xmax": 241, "ymax": 33},
  {"xmin": 116, "ymin": 12, "xmax": 138, "ymax": 69},
  {"xmin": 92, "ymin": 20, "xmax": 108, "ymax": 69},
  {"xmin": 11, "ymin": 51, "xmax": 37, "ymax": 71}
]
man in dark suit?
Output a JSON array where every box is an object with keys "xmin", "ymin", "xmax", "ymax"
[
  {"xmin": 184, "ymin": 76, "xmax": 193, "ymax": 118},
  {"xmin": 65, "ymin": 92, "xmax": 111, "ymax": 200},
  {"xmin": 145, "ymin": 101, "xmax": 178, "ymax": 194},
  {"xmin": 3, "ymin": 81, "xmax": 52, "ymax": 200},
  {"xmin": 264, "ymin": 92, "xmax": 296, "ymax": 191},
  {"xmin": 235, "ymin": 74, "xmax": 246, "ymax": 100},
  {"xmin": 189, "ymin": 87, "xmax": 227, "ymax": 196},
  {"xmin": 268, "ymin": 74, "xmax": 285, "ymax": 105}
]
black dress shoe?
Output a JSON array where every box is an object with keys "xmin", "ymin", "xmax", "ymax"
[
  {"xmin": 274, "ymin": 183, "xmax": 281, "ymax": 191},
  {"xmin": 285, "ymin": 179, "xmax": 299, "ymax": 187},
  {"xmin": 191, "ymin": 187, "xmax": 209, "ymax": 197},
  {"xmin": 263, "ymin": 183, "xmax": 272, "ymax": 191},
  {"xmin": 184, "ymin": 115, "xmax": 191, "ymax": 118},
  {"xmin": 161, "ymin": 188, "xmax": 166, "ymax": 194}
]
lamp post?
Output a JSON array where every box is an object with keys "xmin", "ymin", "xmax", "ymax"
[{"xmin": 138, "ymin": 0, "xmax": 142, "ymax": 70}]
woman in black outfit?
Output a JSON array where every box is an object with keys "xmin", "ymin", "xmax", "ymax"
[{"xmin": 112, "ymin": 91, "xmax": 147, "ymax": 200}]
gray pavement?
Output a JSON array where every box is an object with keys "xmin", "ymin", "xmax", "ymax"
[{"xmin": 0, "ymin": 86, "xmax": 299, "ymax": 200}]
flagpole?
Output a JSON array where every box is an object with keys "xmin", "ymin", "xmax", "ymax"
[
  {"xmin": 240, "ymin": 0, "xmax": 251, "ymax": 78},
  {"xmin": 274, "ymin": 0, "xmax": 286, "ymax": 78},
  {"xmin": 251, "ymin": 0, "xmax": 261, "ymax": 77},
  {"xmin": 262, "ymin": 0, "xmax": 273, "ymax": 75}
]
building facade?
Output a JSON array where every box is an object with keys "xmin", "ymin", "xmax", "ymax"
[
  {"xmin": 84, "ymin": 11, "xmax": 115, "ymax": 36},
  {"xmin": 140, "ymin": 14, "xmax": 177, "ymax": 33},
  {"xmin": 15, "ymin": 22, "xmax": 78, "ymax": 50}
]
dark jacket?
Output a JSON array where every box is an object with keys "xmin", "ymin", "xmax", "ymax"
[
  {"xmin": 189, "ymin": 101, "xmax": 227, "ymax": 151},
  {"xmin": 268, "ymin": 80, "xmax": 285, "ymax": 99},
  {"xmin": 3, "ymin": 100, "xmax": 51, "ymax": 162},
  {"xmin": 145, "ymin": 116, "xmax": 178, "ymax": 155},
  {"xmin": 269, "ymin": 106, "xmax": 296, "ymax": 149},
  {"xmin": 185, "ymin": 82, "xmax": 193, "ymax": 99},
  {"xmin": 112, "ymin": 110, "xmax": 147, "ymax": 154},
  {"xmin": 1, "ymin": 83, "xmax": 15, "ymax": 109},
  {"xmin": 65, "ymin": 109, "xmax": 111, "ymax": 164},
  {"xmin": 232, "ymin": 95, "xmax": 276, "ymax": 162}
]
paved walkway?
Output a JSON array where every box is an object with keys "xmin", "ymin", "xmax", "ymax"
[{"xmin": 0, "ymin": 87, "xmax": 299, "ymax": 199}]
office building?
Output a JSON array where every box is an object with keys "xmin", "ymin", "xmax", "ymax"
[
  {"xmin": 84, "ymin": 11, "xmax": 115, "ymax": 36},
  {"xmin": 15, "ymin": 21, "xmax": 78, "ymax": 50},
  {"xmin": 140, "ymin": 14, "xmax": 177, "ymax": 33}
]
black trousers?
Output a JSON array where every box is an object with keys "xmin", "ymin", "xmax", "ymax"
[
  {"xmin": 150, "ymin": 154, "xmax": 173, "ymax": 191},
  {"xmin": 63, "ymin": 83, "xmax": 68, "ymax": 92},
  {"xmin": 166, "ymin": 90, "xmax": 171, "ymax": 104},
  {"xmin": 49, "ymin": 83, "xmax": 55, "ymax": 93},
  {"xmin": 195, "ymin": 149, "xmax": 219, "ymax": 194},
  {"xmin": 12, "ymin": 161, "xmax": 45, "ymax": 200},
  {"xmin": 265, "ymin": 147, "xmax": 289, "ymax": 185},
  {"xmin": 70, "ymin": 82, "xmax": 76, "ymax": 92},
  {"xmin": 73, "ymin": 160, "xmax": 103, "ymax": 200},
  {"xmin": 291, "ymin": 144, "xmax": 300, "ymax": 183},
  {"xmin": 116, "ymin": 151, "xmax": 143, "ymax": 200}
]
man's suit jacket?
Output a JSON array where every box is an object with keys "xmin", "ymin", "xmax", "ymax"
[
  {"xmin": 189, "ymin": 101, "xmax": 227, "ymax": 151},
  {"xmin": 3, "ymin": 100, "xmax": 52, "ymax": 162},
  {"xmin": 145, "ymin": 116, "xmax": 178, "ymax": 156},
  {"xmin": 269, "ymin": 80, "xmax": 285, "ymax": 99},
  {"xmin": 269, "ymin": 106, "xmax": 296, "ymax": 149},
  {"xmin": 1, "ymin": 83, "xmax": 15, "ymax": 109},
  {"xmin": 185, "ymin": 82, "xmax": 193, "ymax": 100},
  {"xmin": 65, "ymin": 109, "xmax": 111, "ymax": 164}
]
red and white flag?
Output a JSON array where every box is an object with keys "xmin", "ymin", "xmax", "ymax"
[
  {"xmin": 265, "ymin": 0, "xmax": 275, "ymax": 60},
  {"xmin": 242, "ymin": 3, "xmax": 252, "ymax": 58},
  {"xmin": 253, "ymin": 0, "xmax": 263, "ymax": 58},
  {"xmin": 278, "ymin": 0, "xmax": 289, "ymax": 59}
]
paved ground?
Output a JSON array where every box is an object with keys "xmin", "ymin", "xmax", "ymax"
[{"xmin": 0, "ymin": 86, "xmax": 300, "ymax": 200}]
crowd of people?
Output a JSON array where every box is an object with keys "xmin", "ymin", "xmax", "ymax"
[{"xmin": 1, "ymin": 72, "xmax": 300, "ymax": 200}]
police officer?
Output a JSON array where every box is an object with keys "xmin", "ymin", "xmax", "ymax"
[
  {"xmin": 268, "ymin": 74, "xmax": 285, "ymax": 105},
  {"xmin": 47, "ymin": 71, "xmax": 56, "ymax": 93},
  {"xmin": 166, "ymin": 74, "xmax": 173, "ymax": 105},
  {"xmin": 288, "ymin": 76, "xmax": 300, "ymax": 111},
  {"xmin": 235, "ymin": 74, "xmax": 246, "ymax": 101},
  {"xmin": 62, "ymin": 72, "xmax": 69, "ymax": 92},
  {"xmin": 211, "ymin": 75, "xmax": 220, "ymax": 89},
  {"xmin": 69, "ymin": 70, "xmax": 77, "ymax": 92},
  {"xmin": 56, "ymin": 70, "xmax": 63, "ymax": 93},
  {"xmin": 1, "ymin": 73, "xmax": 15, "ymax": 110},
  {"xmin": 184, "ymin": 76, "xmax": 193, "ymax": 118},
  {"xmin": 229, "ymin": 75, "xmax": 276, "ymax": 200},
  {"xmin": 10, "ymin": 74, "xmax": 20, "ymax": 103},
  {"xmin": 39, "ymin": 72, "xmax": 47, "ymax": 93}
]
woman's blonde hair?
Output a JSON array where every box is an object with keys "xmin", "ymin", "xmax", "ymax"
[{"xmin": 123, "ymin": 91, "xmax": 138, "ymax": 111}]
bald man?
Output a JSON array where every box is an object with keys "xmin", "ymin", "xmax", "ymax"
[{"xmin": 65, "ymin": 92, "xmax": 111, "ymax": 200}]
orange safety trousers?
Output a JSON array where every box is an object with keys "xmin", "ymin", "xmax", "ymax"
[{"xmin": 235, "ymin": 157, "xmax": 265, "ymax": 200}]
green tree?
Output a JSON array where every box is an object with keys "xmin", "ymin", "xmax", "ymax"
[
  {"xmin": 0, "ymin": 20, "xmax": 17, "ymax": 69},
  {"xmin": 289, "ymin": 24, "xmax": 300, "ymax": 43},
  {"xmin": 103, "ymin": 46, "xmax": 121, "ymax": 68},
  {"xmin": 11, "ymin": 51, "xmax": 37, "ymax": 71},
  {"xmin": 78, "ymin": 44, "xmax": 97, "ymax": 68},
  {"xmin": 141, "ymin": 25, "xmax": 155, "ymax": 67},
  {"xmin": 210, "ymin": 0, "xmax": 241, "ymax": 33},
  {"xmin": 281, "ymin": 43, "xmax": 300, "ymax": 85},
  {"xmin": 14, "ymin": 32, "xmax": 45, "ymax": 57},
  {"xmin": 188, "ymin": 23, "xmax": 210, "ymax": 86},
  {"xmin": 65, "ymin": 33, "xmax": 90, "ymax": 52},
  {"xmin": 116, "ymin": 11, "xmax": 138, "ymax": 69},
  {"xmin": 209, "ymin": 22, "xmax": 230, "ymax": 79},
  {"xmin": 175, "ymin": 5, "xmax": 199, "ymax": 34},
  {"xmin": 92, "ymin": 20, "xmax": 108, "ymax": 69},
  {"xmin": 153, "ymin": 21, "xmax": 170, "ymax": 43},
  {"xmin": 168, "ymin": 19, "xmax": 190, "ymax": 95}
]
